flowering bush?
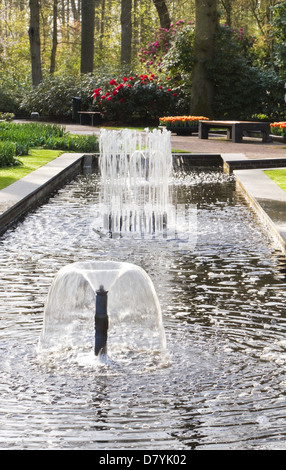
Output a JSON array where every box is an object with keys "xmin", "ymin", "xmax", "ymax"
[
  {"xmin": 159, "ymin": 115, "xmax": 209, "ymax": 127},
  {"xmin": 270, "ymin": 122, "xmax": 286, "ymax": 136},
  {"xmin": 138, "ymin": 20, "xmax": 193, "ymax": 75},
  {"xmin": 92, "ymin": 74, "xmax": 184, "ymax": 123}
]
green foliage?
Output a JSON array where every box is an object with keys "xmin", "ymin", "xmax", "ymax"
[
  {"xmin": 0, "ymin": 89, "xmax": 19, "ymax": 114},
  {"xmin": 0, "ymin": 122, "xmax": 99, "ymax": 168},
  {"xmin": 42, "ymin": 134, "xmax": 99, "ymax": 153},
  {"xmin": 138, "ymin": 20, "xmax": 191, "ymax": 74},
  {"xmin": 92, "ymin": 74, "xmax": 187, "ymax": 123},
  {"xmin": 271, "ymin": 1, "xmax": 286, "ymax": 75},
  {"xmin": 0, "ymin": 112, "xmax": 15, "ymax": 121},
  {"xmin": 0, "ymin": 142, "xmax": 20, "ymax": 167},
  {"xmin": 207, "ymin": 25, "xmax": 285, "ymax": 120},
  {"xmin": 20, "ymin": 75, "xmax": 83, "ymax": 118},
  {"xmin": 0, "ymin": 122, "xmax": 66, "ymax": 151},
  {"xmin": 160, "ymin": 22, "xmax": 196, "ymax": 97}
]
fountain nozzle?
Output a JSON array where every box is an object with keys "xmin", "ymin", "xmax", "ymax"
[{"xmin": 95, "ymin": 285, "xmax": 108, "ymax": 357}]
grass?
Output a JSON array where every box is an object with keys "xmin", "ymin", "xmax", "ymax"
[
  {"xmin": 0, "ymin": 148, "xmax": 62, "ymax": 190},
  {"xmin": 264, "ymin": 169, "xmax": 286, "ymax": 193}
]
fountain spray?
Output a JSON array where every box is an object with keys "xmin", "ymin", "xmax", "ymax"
[{"xmin": 95, "ymin": 285, "xmax": 108, "ymax": 357}]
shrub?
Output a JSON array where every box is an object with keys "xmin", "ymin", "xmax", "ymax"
[
  {"xmin": 92, "ymin": 74, "xmax": 186, "ymax": 123},
  {"xmin": 0, "ymin": 112, "xmax": 15, "ymax": 121},
  {"xmin": 207, "ymin": 25, "xmax": 285, "ymax": 120},
  {"xmin": 0, "ymin": 142, "xmax": 21, "ymax": 167},
  {"xmin": 20, "ymin": 74, "xmax": 99, "ymax": 119},
  {"xmin": 138, "ymin": 20, "xmax": 192, "ymax": 75},
  {"xmin": 0, "ymin": 89, "xmax": 19, "ymax": 114}
]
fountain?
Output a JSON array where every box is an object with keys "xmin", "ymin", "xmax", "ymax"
[
  {"xmin": 38, "ymin": 260, "xmax": 166, "ymax": 359},
  {"xmin": 91, "ymin": 127, "xmax": 197, "ymax": 245},
  {"xmin": 97, "ymin": 127, "xmax": 173, "ymax": 240},
  {"xmin": 2, "ymin": 128, "xmax": 286, "ymax": 449},
  {"xmin": 39, "ymin": 129, "xmax": 173, "ymax": 361}
]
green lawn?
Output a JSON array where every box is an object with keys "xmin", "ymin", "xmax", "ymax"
[
  {"xmin": 0, "ymin": 148, "xmax": 63, "ymax": 190},
  {"xmin": 264, "ymin": 169, "xmax": 286, "ymax": 193}
]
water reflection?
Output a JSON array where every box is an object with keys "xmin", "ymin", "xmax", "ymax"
[{"xmin": 0, "ymin": 170, "xmax": 286, "ymax": 449}]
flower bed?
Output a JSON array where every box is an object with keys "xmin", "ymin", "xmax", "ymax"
[
  {"xmin": 92, "ymin": 75, "xmax": 180, "ymax": 123},
  {"xmin": 159, "ymin": 116, "xmax": 209, "ymax": 135},
  {"xmin": 270, "ymin": 122, "xmax": 286, "ymax": 142},
  {"xmin": 270, "ymin": 122, "xmax": 286, "ymax": 136}
]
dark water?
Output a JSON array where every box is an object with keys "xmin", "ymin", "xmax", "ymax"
[{"xmin": 1, "ymin": 170, "xmax": 286, "ymax": 450}]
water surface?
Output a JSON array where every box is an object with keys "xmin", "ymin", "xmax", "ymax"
[{"xmin": 1, "ymin": 170, "xmax": 286, "ymax": 450}]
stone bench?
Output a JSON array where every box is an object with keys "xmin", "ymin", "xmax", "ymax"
[
  {"xmin": 199, "ymin": 120, "xmax": 271, "ymax": 143},
  {"xmin": 78, "ymin": 111, "xmax": 101, "ymax": 127}
]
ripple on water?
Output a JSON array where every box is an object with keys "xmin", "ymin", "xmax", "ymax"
[{"xmin": 0, "ymin": 170, "xmax": 286, "ymax": 449}]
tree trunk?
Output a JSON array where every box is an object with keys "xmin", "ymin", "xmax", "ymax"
[
  {"xmin": 121, "ymin": 0, "xmax": 132, "ymax": 66},
  {"xmin": 28, "ymin": 0, "xmax": 43, "ymax": 87},
  {"xmin": 50, "ymin": 0, "xmax": 58, "ymax": 74},
  {"xmin": 81, "ymin": 0, "xmax": 95, "ymax": 74},
  {"xmin": 152, "ymin": 0, "xmax": 170, "ymax": 30},
  {"xmin": 190, "ymin": 0, "xmax": 217, "ymax": 118}
]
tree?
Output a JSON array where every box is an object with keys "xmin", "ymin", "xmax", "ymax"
[
  {"xmin": 152, "ymin": 0, "xmax": 170, "ymax": 29},
  {"xmin": 81, "ymin": 0, "xmax": 96, "ymax": 73},
  {"xmin": 121, "ymin": 0, "xmax": 132, "ymax": 65},
  {"xmin": 50, "ymin": 0, "xmax": 58, "ymax": 74},
  {"xmin": 28, "ymin": 0, "xmax": 43, "ymax": 86},
  {"xmin": 190, "ymin": 0, "xmax": 217, "ymax": 117}
]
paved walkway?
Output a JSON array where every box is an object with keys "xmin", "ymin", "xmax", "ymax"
[{"xmin": 63, "ymin": 122, "xmax": 286, "ymax": 160}]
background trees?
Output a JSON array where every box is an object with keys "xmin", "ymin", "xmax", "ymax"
[{"xmin": 0, "ymin": 0, "xmax": 285, "ymax": 121}]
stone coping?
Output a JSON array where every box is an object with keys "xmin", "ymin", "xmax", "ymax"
[
  {"xmin": 0, "ymin": 152, "xmax": 91, "ymax": 235},
  {"xmin": 0, "ymin": 151, "xmax": 285, "ymax": 254},
  {"xmin": 234, "ymin": 168, "xmax": 286, "ymax": 252}
]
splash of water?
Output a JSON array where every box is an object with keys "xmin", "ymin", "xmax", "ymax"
[
  {"xmin": 38, "ymin": 261, "xmax": 166, "ymax": 358},
  {"xmin": 98, "ymin": 128, "xmax": 173, "ymax": 238}
]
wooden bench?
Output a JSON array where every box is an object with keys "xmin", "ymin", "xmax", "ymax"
[
  {"xmin": 199, "ymin": 120, "xmax": 271, "ymax": 143},
  {"xmin": 78, "ymin": 111, "xmax": 101, "ymax": 127}
]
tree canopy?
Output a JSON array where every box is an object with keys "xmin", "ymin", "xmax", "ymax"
[{"xmin": 0, "ymin": 0, "xmax": 285, "ymax": 120}]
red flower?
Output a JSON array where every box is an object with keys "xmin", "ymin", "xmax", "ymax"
[
  {"xmin": 107, "ymin": 96, "xmax": 112, "ymax": 101},
  {"xmin": 109, "ymin": 79, "xmax": 117, "ymax": 86},
  {"xmin": 93, "ymin": 88, "xmax": 101, "ymax": 98}
]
